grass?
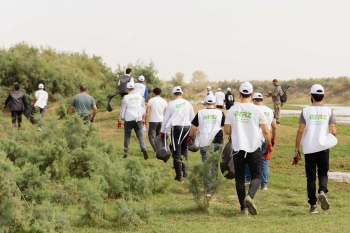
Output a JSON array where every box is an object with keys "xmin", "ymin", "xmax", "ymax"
[{"xmin": 4, "ymin": 103, "xmax": 350, "ymax": 233}]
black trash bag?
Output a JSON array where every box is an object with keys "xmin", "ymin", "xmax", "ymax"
[
  {"xmin": 220, "ymin": 138, "xmax": 235, "ymax": 179},
  {"xmin": 106, "ymin": 92, "xmax": 119, "ymax": 112},
  {"xmin": 24, "ymin": 106, "xmax": 40, "ymax": 124},
  {"xmin": 154, "ymin": 135, "xmax": 171, "ymax": 163},
  {"xmin": 188, "ymin": 134, "xmax": 199, "ymax": 152}
]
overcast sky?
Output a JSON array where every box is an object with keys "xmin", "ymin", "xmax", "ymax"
[{"xmin": 1, "ymin": 0, "xmax": 349, "ymax": 82}]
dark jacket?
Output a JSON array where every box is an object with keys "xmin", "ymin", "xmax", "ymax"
[
  {"xmin": 225, "ymin": 91, "xmax": 234, "ymax": 106},
  {"xmin": 119, "ymin": 75, "xmax": 132, "ymax": 95},
  {"xmin": 5, "ymin": 90, "xmax": 27, "ymax": 111}
]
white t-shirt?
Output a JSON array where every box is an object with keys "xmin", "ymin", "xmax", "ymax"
[
  {"xmin": 195, "ymin": 108, "xmax": 223, "ymax": 147},
  {"xmin": 147, "ymin": 96, "xmax": 168, "ymax": 122},
  {"xmin": 119, "ymin": 91, "xmax": 145, "ymax": 121},
  {"xmin": 161, "ymin": 98, "xmax": 195, "ymax": 133},
  {"xmin": 257, "ymin": 105, "xmax": 274, "ymax": 141},
  {"xmin": 225, "ymin": 102, "xmax": 267, "ymax": 152},
  {"xmin": 215, "ymin": 91, "xmax": 225, "ymax": 106},
  {"xmin": 34, "ymin": 90, "xmax": 48, "ymax": 108},
  {"xmin": 300, "ymin": 105, "xmax": 337, "ymax": 154}
]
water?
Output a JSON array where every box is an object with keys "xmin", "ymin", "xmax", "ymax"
[{"xmin": 281, "ymin": 104, "xmax": 350, "ymax": 124}]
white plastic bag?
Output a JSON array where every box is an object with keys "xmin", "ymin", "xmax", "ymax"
[{"xmin": 142, "ymin": 124, "xmax": 147, "ymax": 133}]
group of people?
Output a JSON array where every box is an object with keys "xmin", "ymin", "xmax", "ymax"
[{"xmin": 3, "ymin": 69, "xmax": 337, "ymax": 216}]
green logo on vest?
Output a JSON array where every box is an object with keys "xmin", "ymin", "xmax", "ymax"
[
  {"xmin": 203, "ymin": 115, "xmax": 218, "ymax": 120},
  {"xmin": 310, "ymin": 114, "xmax": 327, "ymax": 120},
  {"xmin": 234, "ymin": 111, "xmax": 252, "ymax": 118},
  {"xmin": 175, "ymin": 101, "xmax": 187, "ymax": 108},
  {"xmin": 129, "ymin": 97, "xmax": 140, "ymax": 101}
]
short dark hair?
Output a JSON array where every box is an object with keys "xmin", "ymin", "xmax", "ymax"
[
  {"xmin": 311, "ymin": 94, "xmax": 324, "ymax": 102},
  {"xmin": 272, "ymin": 79, "xmax": 278, "ymax": 82},
  {"xmin": 126, "ymin": 68, "xmax": 132, "ymax": 74},
  {"xmin": 153, "ymin": 88, "xmax": 161, "ymax": 95},
  {"xmin": 173, "ymin": 92, "xmax": 182, "ymax": 97},
  {"xmin": 253, "ymin": 98, "xmax": 263, "ymax": 102},
  {"xmin": 80, "ymin": 85, "xmax": 88, "ymax": 92},
  {"xmin": 240, "ymin": 92, "xmax": 251, "ymax": 98},
  {"xmin": 14, "ymin": 84, "xmax": 20, "ymax": 90}
]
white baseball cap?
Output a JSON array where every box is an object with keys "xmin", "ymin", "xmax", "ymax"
[
  {"xmin": 310, "ymin": 84, "xmax": 324, "ymax": 94},
  {"xmin": 252, "ymin": 93, "xmax": 263, "ymax": 99},
  {"xmin": 126, "ymin": 82, "xmax": 134, "ymax": 89},
  {"xmin": 227, "ymin": 87, "xmax": 231, "ymax": 91},
  {"xmin": 239, "ymin": 81, "xmax": 253, "ymax": 94},
  {"xmin": 217, "ymin": 88, "xmax": 221, "ymax": 91},
  {"xmin": 207, "ymin": 86, "xmax": 211, "ymax": 89},
  {"xmin": 38, "ymin": 83, "xmax": 44, "ymax": 88},
  {"xmin": 138, "ymin": 75, "xmax": 145, "ymax": 81},
  {"xmin": 205, "ymin": 94, "xmax": 216, "ymax": 104},
  {"xmin": 172, "ymin": 86, "xmax": 183, "ymax": 94}
]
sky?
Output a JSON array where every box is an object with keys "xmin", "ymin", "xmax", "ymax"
[{"xmin": 1, "ymin": 0, "xmax": 350, "ymax": 82}]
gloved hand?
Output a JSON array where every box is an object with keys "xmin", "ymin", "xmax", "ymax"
[
  {"xmin": 292, "ymin": 150, "xmax": 302, "ymax": 165},
  {"xmin": 117, "ymin": 120, "xmax": 122, "ymax": 129},
  {"xmin": 263, "ymin": 144, "xmax": 273, "ymax": 160},
  {"xmin": 160, "ymin": 132, "xmax": 164, "ymax": 140},
  {"xmin": 3, "ymin": 105, "xmax": 7, "ymax": 109},
  {"xmin": 188, "ymin": 135, "xmax": 193, "ymax": 141},
  {"xmin": 142, "ymin": 120, "xmax": 146, "ymax": 125},
  {"xmin": 271, "ymin": 138, "xmax": 275, "ymax": 147}
]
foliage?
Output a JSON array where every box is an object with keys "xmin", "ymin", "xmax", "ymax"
[
  {"xmin": 191, "ymin": 70, "xmax": 208, "ymax": 83},
  {"xmin": 170, "ymin": 72, "xmax": 186, "ymax": 87}
]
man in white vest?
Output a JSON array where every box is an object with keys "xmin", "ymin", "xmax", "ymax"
[
  {"xmin": 118, "ymin": 82, "xmax": 148, "ymax": 160},
  {"xmin": 160, "ymin": 86, "xmax": 195, "ymax": 182},
  {"xmin": 294, "ymin": 84, "xmax": 337, "ymax": 214},
  {"xmin": 189, "ymin": 94, "xmax": 225, "ymax": 195},
  {"xmin": 134, "ymin": 75, "xmax": 148, "ymax": 100},
  {"xmin": 245, "ymin": 93, "xmax": 277, "ymax": 190},
  {"xmin": 224, "ymin": 81, "xmax": 273, "ymax": 215}
]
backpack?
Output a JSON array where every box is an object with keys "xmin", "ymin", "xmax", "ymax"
[{"xmin": 279, "ymin": 86, "xmax": 289, "ymax": 103}]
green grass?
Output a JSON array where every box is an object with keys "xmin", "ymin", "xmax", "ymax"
[{"xmin": 69, "ymin": 113, "xmax": 350, "ymax": 233}]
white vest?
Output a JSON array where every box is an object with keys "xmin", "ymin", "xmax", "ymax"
[
  {"xmin": 134, "ymin": 83, "xmax": 146, "ymax": 98},
  {"xmin": 227, "ymin": 103, "xmax": 265, "ymax": 152},
  {"xmin": 257, "ymin": 105, "xmax": 274, "ymax": 141},
  {"xmin": 301, "ymin": 105, "xmax": 337, "ymax": 154},
  {"xmin": 124, "ymin": 93, "xmax": 145, "ymax": 121},
  {"xmin": 195, "ymin": 109, "xmax": 223, "ymax": 147}
]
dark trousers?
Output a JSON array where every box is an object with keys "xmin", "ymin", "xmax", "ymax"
[
  {"xmin": 170, "ymin": 126, "xmax": 190, "ymax": 179},
  {"xmin": 124, "ymin": 121, "xmax": 146, "ymax": 152},
  {"xmin": 148, "ymin": 122, "xmax": 162, "ymax": 152},
  {"xmin": 234, "ymin": 148, "xmax": 261, "ymax": 210},
  {"xmin": 11, "ymin": 111, "xmax": 23, "ymax": 127},
  {"xmin": 304, "ymin": 149, "xmax": 329, "ymax": 205}
]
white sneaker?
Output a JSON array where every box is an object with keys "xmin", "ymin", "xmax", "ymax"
[
  {"xmin": 244, "ymin": 195, "xmax": 257, "ymax": 215},
  {"xmin": 261, "ymin": 187, "xmax": 268, "ymax": 191},
  {"xmin": 318, "ymin": 191, "xmax": 330, "ymax": 210},
  {"xmin": 37, "ymin": 127, "xmax": 42, "ymax": 131}
]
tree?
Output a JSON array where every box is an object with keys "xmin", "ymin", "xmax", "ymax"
[
  {"xmin": 191, "ymin": 70, "xmax": 208, "ymax": 83},
  {"xmin": 170, "ymin": 72, "xmax": 185, "ymax": 86}
]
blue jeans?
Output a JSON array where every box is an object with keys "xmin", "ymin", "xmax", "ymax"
[
  {"xmin": 245, "ymin": 141, "xmax": 268, "ymax": 188},
  {"xmin": 199, "ymin": 143, "xmax": 222, "ymax": 191},
  {"xmin": 38, "ymin": 106, "xmax": 46, "ymax": 127},
  {"xmin": 124, "ymin": 121, "xmax": 146, "ymax": 152}
]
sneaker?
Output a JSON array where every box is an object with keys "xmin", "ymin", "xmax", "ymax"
[
  {"xmin": 261, "ymin": 187, "xmax": 268, "ymax": 191},
  {"xmin": 244, "ymin": 180, "xmax": 251, "ymax": 187},
  {"xmin": 123, "ymin": 154, "xmax": 128, "ymax": 158},
  {"xmin": 309, "ymin": 205, "xmax": 318, "ymax": 214},
  {"xmin": 183, "ymin": 170, "xmax": 188, "ymax": 178},
  {"xmin": 206, "ymin": 190, "xmax": 212, "ymax": 198},
  {"xmin": 318, "ymin": 191, "xmax": 330, "ymax": 211},
  {"xmin": 142, "ymin": 149, "xmax": 148, "ymax": 160},
  {"xmin": 276, "ymin": 121, "xmax": 281, "ymax": 125},
  {"xmin": 37, "ymin": 127, "xmax": 42, "ymax": 131},
  {"xmin": 244, "ymin": 195, "xmax": 257, "ymax": 215},
  {"xmin": 174, "ymin": 176, "xmax": 182, "ymax": 182},
  {"xmin": 239, "ymin": 208, "xmax": 249, "ymax": 215}
]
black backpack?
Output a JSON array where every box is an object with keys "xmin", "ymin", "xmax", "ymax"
[{"xmin": 279, "ymin": 86, "xmax": 289, "ymax": 103}]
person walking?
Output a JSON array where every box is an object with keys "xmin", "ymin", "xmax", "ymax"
[
  {"xmin": 134, "ymin": 75, "xmax": 149, "ymax": 100},
  {"xmin": 34, "ymin": 83, "xmax": 49, "ymax": 131},
  {"xmin": 266, "ymin": 79, "xmax": 283, "ymax": 125},
  {"xmin": 160, "ymin": 86, "xmax": 195, "ymax": 182},
  {"xmin": 203, "ymin": 86, "xmax": 214, "ymax": 105},
  {"xmin": 189, "ymin": 94, "xmax": 225, "ymax": 195},
  {"xmin": 4, "ymin": 84, "xmax": 28, "ymax": 128},
  {"xmin": 224, "ymin": 88, "xmax": 234, "ymax": 110},
  {"xmin": 68, "ymin": 85, "xmax": 97, "ymax": 123},
  {"xmin": 224, "ymin": 81, "xmax": 272, "ymax": 215},
  {"xmin": 118, "ymin": 82, "xmax": 148, "ymax": 160},
  {"xmin": 145, "ymin": 88, "xmax": 168, "ymax": 154},
  {"xmin": 294, "ymin": 84, "xmax": 337, "ymax": 214},
  {"xmin": 214, "ymin": 88, "xmax": 225, "ymax": 109},
  {"xmin": 245, "ymin": 93, "xmax": 277, "ymax": 190},
  {"xmin": 118, "ymin": 68, "xmax": 134, "ymax": 97}
]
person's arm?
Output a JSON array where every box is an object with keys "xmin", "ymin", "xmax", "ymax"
[
  {"xmin": 295, "ymin": 123, "xmax": 305, "ymax": 151},
  {"xmin": 22, "ymin": 94, "xmax": 28, "ymax": 109},
  {"xmin": 260, "ymin": 123, "xmax": 271, "ymax": 145},
  {"xmin": 224, "ymin": 124, "xmax": 231, "ymax": 135},
  {"xmin": 145, "ymin": 104, "xmax": 151, "ymax": 122},
  {"xmin": 189, "ymin": 125, "xmax": 197, "ymax": 138},
  {"xmin": 160, "ymin": 105, "xmax": 171, "ymax": 133},
  {"xmin": 68, "ymin": 106, "xmax": 75, "ymax": 115},
  {"xmin": 329, "ymin": 124, "xmax": 337, "ymax": 137},
  {"xmin": 119, "ymin": 97, "xmax": 127, "ymax": 120},
  {"xmin": 117, "ymin": 79, "xmax": 121, "ymax": 88},
  {"xmin": 271, "ymin": 118, "xmax": 277, "ymax": 139},
  {"xmin": 4, "ymin": 94, "xmax": 11, "ymax": 107},
  {"xmin": 91, "ymin": 105, "xmax": 97, "ymax": 120}
]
